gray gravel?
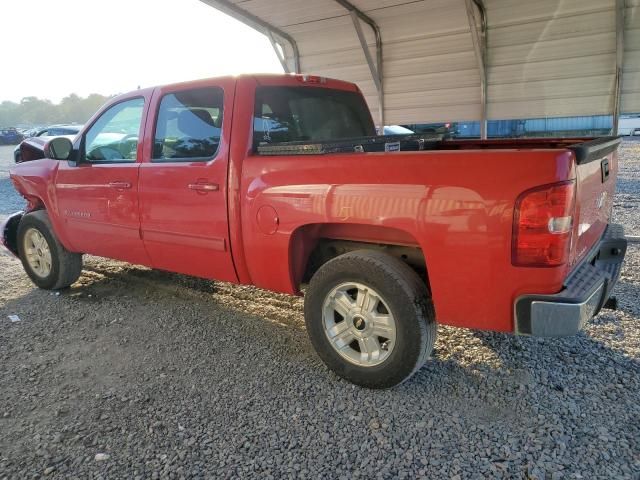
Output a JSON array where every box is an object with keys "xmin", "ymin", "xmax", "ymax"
[
  {"xmin": 0, "ymin": 141, "xmax": 639, "ymax": 479},
  {"xmin": 614, "ymin": 138, "xmax": 640, "ymax": 236}
]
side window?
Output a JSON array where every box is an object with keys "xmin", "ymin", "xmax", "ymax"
[
  {"xmin": 84, "ymin": 98, "xmax": 144, "ymax": 162},
  {"xmin": 153, "ymin": 87, "xmax": 223, "ymax": 161}
]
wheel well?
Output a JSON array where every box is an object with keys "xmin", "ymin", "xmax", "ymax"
[
  {"xmin": 289, "ymin": 223, "xmax": 432, "ymax": 293},
  {"xmin": 304, "ymin": 238, "xmax": 428, "ymax": 281}
]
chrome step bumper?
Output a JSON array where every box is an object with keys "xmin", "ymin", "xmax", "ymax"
[{"xmin": 515, "ymin": 224, "xmax": 627, "ymax": 337}]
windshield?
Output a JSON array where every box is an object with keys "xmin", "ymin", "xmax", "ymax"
[{"xmin": 253, "ymin": 86, "xmax": 375, "ymax": 148}]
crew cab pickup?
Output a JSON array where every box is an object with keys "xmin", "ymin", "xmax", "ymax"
[{"xmin": 2, "ymin": 74, "xmax": 627, "ymax": 388}]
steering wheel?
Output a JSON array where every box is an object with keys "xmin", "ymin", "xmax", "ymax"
[
  {"xmin": 88, "ymin": 146, "xmax": 122, "ymax": 161},
  {"xmin": 119, "ymin": 134, "xmax": 139, "ymax": 159}
]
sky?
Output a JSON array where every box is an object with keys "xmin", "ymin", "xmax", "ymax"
[{"xmin": 0, "ymin": 0, "xmax": 283, "ymax": 103}]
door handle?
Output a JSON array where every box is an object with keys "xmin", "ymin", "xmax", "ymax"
[
  {"xmin": 188, "ymin": 182, "xmax": 219, "ymax": 193},
  {"xmin": 108, "ymin": 181, "xmax": 132, "ymax": 190}
]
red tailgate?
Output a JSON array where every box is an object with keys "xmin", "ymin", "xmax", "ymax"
[{"xmin": 570, "ymin": 137, "xmax": 621, "ymax": 267}]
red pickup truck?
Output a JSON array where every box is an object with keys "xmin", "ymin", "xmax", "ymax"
[{"xmin": 2, "ymin": 74, "xmax": 627, "ymax": 388}]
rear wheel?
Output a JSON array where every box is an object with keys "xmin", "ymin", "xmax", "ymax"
[
  {"xmin": 17, "ymin": 211, "xmax": 83, "ymax": 290},
  {"xmin": 304, "ymin": 250, "xmax": 436, "ymax": 388}
]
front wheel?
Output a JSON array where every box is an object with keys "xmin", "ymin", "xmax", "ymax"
[
  {"xmin": 17, "ymin": 211, "xmax": 83, "ymax": 290},
  {"xmin": 304, "ymin": 250, "xmax": 436, "ymax": 388}
]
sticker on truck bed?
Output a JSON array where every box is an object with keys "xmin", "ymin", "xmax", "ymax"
[{"xmin": 385, "ymin": 141, "xmax": 401, "ymax": 152}]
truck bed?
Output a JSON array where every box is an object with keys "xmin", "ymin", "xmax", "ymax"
[{"xmin": 257, "ymin": 135, "xmax": 621, "ymax": 166}]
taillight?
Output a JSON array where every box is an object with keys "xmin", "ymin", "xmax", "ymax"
[
  {"xmin": 295, "ymin": 75, "xmax": 327, "ymax": 84},
  {"xmin": 512, "ymin": 180, "xmax": 576, "ymax": 267}
]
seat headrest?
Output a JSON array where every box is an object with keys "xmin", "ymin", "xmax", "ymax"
[{"xmin": 177, "ymin": 108, "xmax": 215, "ymax": 135}]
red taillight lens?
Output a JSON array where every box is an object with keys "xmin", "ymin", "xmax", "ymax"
[
  {"xmin": 295, "ymin": 75, "xmax": 326, "ymax": 84},
  {"xmin": 512, "ymin": 180, "xmax": 576, "ymax": 267}
]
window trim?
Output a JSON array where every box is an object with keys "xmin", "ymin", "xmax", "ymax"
[
  {"xmin": 81, "ymin": 96, "xmax": 146, "ymax": 165},
  {"xmin": 151, "ymin": 86, "xmax": 224, "ymax": 164}
]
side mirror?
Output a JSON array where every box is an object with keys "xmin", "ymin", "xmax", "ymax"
[{"xmin": 44, "ymin": 137, "xmax": 73, "ymax": 160}]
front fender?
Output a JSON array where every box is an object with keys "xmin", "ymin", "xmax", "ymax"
[{"xmin": 1, "ymin": 211, "xmax": 24, "ymax": 257}]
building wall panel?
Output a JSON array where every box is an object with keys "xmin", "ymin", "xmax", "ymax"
[{"xmin": 225, "ymin": 0, "xmax": 640, "ymax": 124}]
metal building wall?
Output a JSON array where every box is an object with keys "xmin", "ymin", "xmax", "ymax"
[
  {"xmin": 210, "ymin": 0, "xmax": 640, "ymax": 125},
  {"xmin": 623, "ymin": 0, "xmax": 640, "ymax": 113},
  {"xmin": 487, "ymin": 0, "xmax": 619, "ymax": 119},
  {"xmin": 261, "ymin": 0, "xmax": 482, "ymax": 124},
  {"xmin": 350, "ymin": 0, "xmax": 481, "ymax": 125}
]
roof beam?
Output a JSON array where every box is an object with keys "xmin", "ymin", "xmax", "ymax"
[
  {"xmin": 465, "ymin": 0, "xmax": 487, "ymax": 139},
  {"xmin": 334, "ymin": 0, "xmax": 385, "ymax": 128},
  {"xmin": 612, "ymin": 0, "xmax": 625, "ymax": 134},
  {"xmin": 267, "ymin": 31, "xmax": 290, "ymax": 74},
  {"xmin": 199, "ymin": 0, "xmax": 301, "ymax": 73}
]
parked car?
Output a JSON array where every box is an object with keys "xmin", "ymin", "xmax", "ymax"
[
  {"xmin": 14, "ymin": 124, "xmax": 82, "ymax": 162},
  {"xmin": 403, "ymin": 122, "xmax": 455, "ymax": 136},
  {"xmin": 21, "ymin": 126, "xmax": 44, "ymax": 138},
  {"xmin": 0, "ymin": 128, "xmax": 24, "ymax": 145},
  {"xmin": 383, "ymin": 125, "xmax": 414, "ymax": 135},
  {"xmin": 617, "ymin": 115, "xmax": 640, "ymax": 136},
  {"xmin": 1, "ymin": 74, "xmax": 627, "ymax": 388}
]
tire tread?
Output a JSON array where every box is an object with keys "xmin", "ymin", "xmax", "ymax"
[
  {"xmin": 305, "ymin": 249, "xmax": 436, "ymax": 388},
  {"xmin": 17, "ymin": 210, "xmax": 82, "ymax": 290}
]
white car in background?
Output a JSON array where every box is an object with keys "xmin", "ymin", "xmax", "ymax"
[
  {"xmin": 383, "ymin": 125, "xmax": 414, "ymax": 135},
  {"xmin": 618, "ymin": 116, "xmax": 640, "ymax": 136}
]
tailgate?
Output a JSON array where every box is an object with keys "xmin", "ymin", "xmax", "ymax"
[{"xmin": 569, "ymin": 137, "xmax": 621, "ymax": 265}]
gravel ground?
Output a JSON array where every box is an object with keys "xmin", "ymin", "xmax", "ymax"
[{"xmin": 0, "ymin": 141, "xmax": 639, "ymax": 479}]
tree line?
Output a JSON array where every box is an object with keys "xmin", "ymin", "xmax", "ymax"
[{"xmin": 0, "ymin": 93, "xmax": 113, "ymax": 127}]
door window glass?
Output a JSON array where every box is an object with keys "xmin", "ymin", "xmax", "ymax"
[
  {"xmin": 153, "ymin": 87, "xmax": 223, "ymax": 161},
  {"xmin": 84, "ymin": 98, "xmax": 144, "ymax": 162}
]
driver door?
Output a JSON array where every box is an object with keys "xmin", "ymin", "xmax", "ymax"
[{"xmin": 55, "ymin": 93, "xmax": 151, "ymax": 265}]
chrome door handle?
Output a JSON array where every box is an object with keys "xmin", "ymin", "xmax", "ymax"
[
  {"xmin": 108, "ymin": 181, "xmax": 132, "ymax": 190},
  {"xmin": 188, "ymin": 182, "xmax": 219, "ymax": 192}
]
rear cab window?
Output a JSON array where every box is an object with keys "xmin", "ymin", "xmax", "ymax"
[
  {"xmin": 153, "ymin": 87, "xmax": 223, "ymax": 162},
  {"xmin": 253, "ymin": 86, "xmax": 375, "ymax": 150}
]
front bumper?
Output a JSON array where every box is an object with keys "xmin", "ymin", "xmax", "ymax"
[
  {"xmin": 1, "ymin": 211, "xmax": 24, "ymax": 257},
  {"xmin": 515, "ymin": 224, "xmax": 627, "ymax": 337}
]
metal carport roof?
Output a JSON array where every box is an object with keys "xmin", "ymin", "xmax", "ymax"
[{"xmin": 200, "ymin": 0, "xmax": 639, "ymax": 137}]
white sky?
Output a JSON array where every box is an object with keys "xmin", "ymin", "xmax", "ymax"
[{"xmin": 0, "ymin": 0, "xmax": 283, "ymax": 103}]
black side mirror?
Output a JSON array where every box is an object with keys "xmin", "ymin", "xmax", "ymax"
[{"xmin": 44, "ymin": 137, "xmax": 73, "ymax": 160}]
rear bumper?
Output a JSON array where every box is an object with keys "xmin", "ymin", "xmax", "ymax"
[{"xmin": 515, "ymin": 224, "xmax": 627, "ymax": 337}]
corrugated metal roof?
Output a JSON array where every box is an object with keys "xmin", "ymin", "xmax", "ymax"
[{"xmin": 206, "ymin": 0, "xmax": 640, "ymax": 124}]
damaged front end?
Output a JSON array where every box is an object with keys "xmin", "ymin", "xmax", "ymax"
[{"xmin": 1, "ymin": 212, "xmax": 24, "ymax": 257}]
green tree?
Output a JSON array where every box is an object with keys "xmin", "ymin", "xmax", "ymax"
[{"xmin": 0, "ymin": 93, "xmax": 113, "ymax": 127}]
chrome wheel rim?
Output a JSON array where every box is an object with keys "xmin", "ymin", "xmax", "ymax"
[
  {"xmin": 322, "ymin": 282, "xmax": 396, "ymax": 367},
  {"xmin": 23, "ymin": 228, "xmax": 52, "ymax": 278}
]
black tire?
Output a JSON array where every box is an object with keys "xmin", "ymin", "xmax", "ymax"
[
  {"xmin": 304, "ymin": 250, "xmax": 436, "ymax": 389},
  {"xmin": 17, "ymin": 210, "xmax": 83, "ymax": 290}
]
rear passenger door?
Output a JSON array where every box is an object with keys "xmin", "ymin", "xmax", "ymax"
[{"xmin": 138, "ymin": 80, "xmax": 238, "ymax": 282}]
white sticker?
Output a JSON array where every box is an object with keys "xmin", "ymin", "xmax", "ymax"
[{"xmin": 385, "ymin": 142, "xmax": 401, "ymax": 152}]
